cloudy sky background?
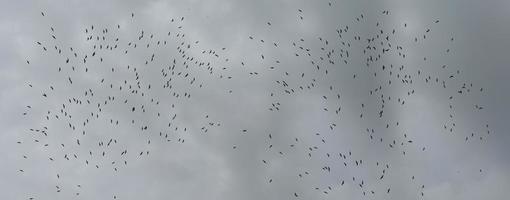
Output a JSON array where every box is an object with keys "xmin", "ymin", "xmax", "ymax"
[{"xmin": 1, "ymin": 0, "xmax": 510, "ymax": 199}]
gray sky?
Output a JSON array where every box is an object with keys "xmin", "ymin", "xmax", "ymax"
[{"xmin": 1, "ymin": 0, "xmax": 509, "ymax": 199}]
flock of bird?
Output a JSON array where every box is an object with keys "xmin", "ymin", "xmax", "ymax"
[{"xmin": 18, "ymin": 4, "xmax": 491, "ymax": 200}]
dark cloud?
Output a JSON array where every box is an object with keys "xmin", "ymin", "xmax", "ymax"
[{"xmin": 1, "ymin": 0, "xmax": 509, "ymax": 199}]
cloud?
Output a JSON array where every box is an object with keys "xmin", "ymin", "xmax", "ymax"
[{"xmin": 0, "ymin": 0, "xmax": 509, "ymax": 199}]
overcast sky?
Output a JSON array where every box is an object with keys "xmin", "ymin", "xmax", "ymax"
[{"xmin": 1, "ymin": 0, "xmax": 510, "ymax": 199}]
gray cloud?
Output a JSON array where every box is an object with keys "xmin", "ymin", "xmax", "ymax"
[{"xmin": 1, "ymin": 0, "xmax": 509, "ymax": 199}]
